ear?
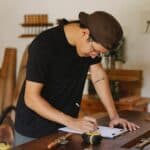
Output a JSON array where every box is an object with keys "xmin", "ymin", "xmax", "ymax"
[{"xmin": 81, "ymin": 28, "xmax": 90, "ymax": 39}]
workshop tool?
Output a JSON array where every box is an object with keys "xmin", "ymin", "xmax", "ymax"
[
  {"xmin": 47, "ymin": 133, "xmax": 72, "ymax": 149},
  {"xmin": 136, "ymin": 137, "xmax": 150, "ymax": 150},
  {"xmin": 82, "ymin": 131, "xmax": 102, "ymax": 144},
  {"xmin": 122, "ymin": 130, "xmax": 150, "ymax": 149}
]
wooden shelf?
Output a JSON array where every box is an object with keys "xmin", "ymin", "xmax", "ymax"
[
  {"xmin": 21, "ymin": 23, "xmax": 53, "ymax": 27},
  {"xmin": 19, "ymin": 34, "xmax": 37, "ymax": 38},
  {"xmin": 19, "ymin": 14, "xmax": 54, "ymax": 38}
]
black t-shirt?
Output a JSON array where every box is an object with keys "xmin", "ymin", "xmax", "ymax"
[{"xmin": 15, "ymin": 25, "xmax": 101, "ymax": 138}]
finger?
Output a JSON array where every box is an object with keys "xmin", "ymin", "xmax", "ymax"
[
  {"xmin": 126, "ymin": 121, "xmax": 139, "ymax": 131},
  {"xmin": 126, "ymin": 122, "xmax": 133, "ymax": 132},
  {"xmin": 88, "ymin": 121, "xmax": 98, "ymax": 131},
  {"xmin": 83, "ymin": 125, "xmax": 95, "ymax": 132},
  {"xmin": 82, "ymin": 121, "xmax": 95, "ymax": 132},
  {"xmin": 130, "ymin": 123, "xmax": 137, "ymax": 131},
  {"xmin": 135, "ymin": 124, "xmax": 140, "ymax": 129},
  {"xmin": 122, "ymin": 122, "xmax": 127, "ymax": 130},
  {"xmin": 80, "ymin": 122, "xmax": 91, "ymax": 132},
  {"xmin": 84, "ymin": 116, "xmax": 97, "ymax": 125},
  {"xmin": 84, "ymin": 117, "xmax": 98, "ymax": 129},
  {"xmin": 131, "ymin": 123, "xmax": 139, "ymax": 130}
]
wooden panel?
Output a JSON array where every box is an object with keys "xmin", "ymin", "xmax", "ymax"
[
  {"xmin": 106, "ymin": 69, "xmax": 142, "ymax": 81},
  {"xmin": 2, "ymin": 48, "xmax": 17, "ymax": 111},
  {"xmin": 0, "ymin": 48, "xmax": 17, "ymax": 113},
  {"xmin": 106, "ymin": 69, "xmax": 143, "ymax": 97},
  {"xmin": 0, "ymin": 48, "xmax": 17, "ymax": 146},
  {"xmin": 88, "ymin": 69, "xmax": 143, "ymax": 98},
  {"xmin": 80, "ymin": 95, "xmax": 150, "ymax": 116},
  {"xmin": 12, "ymin": 48, "xmax": 28, "ymax": 106}
]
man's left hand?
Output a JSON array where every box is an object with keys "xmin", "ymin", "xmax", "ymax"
[{"xmin": 109, "ymin": 117, "xmax": 140, "ymax": 131}]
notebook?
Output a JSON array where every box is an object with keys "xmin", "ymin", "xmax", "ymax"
[{"xmin": 58, "ymin": 126, "xmax": 128, "ymax": 138}]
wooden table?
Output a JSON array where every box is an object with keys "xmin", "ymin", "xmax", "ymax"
[{"xmin": 12, "ymin": 111, "xmax": 150, "ymax": 150}]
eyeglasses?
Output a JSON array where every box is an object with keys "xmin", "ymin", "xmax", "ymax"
[
  {"xmin": 87, "ymin": 36, "xmax": 111, "ymax": 56},
  {"xmin": 87, "ymin": 36, "xmax": 95, "ymax": 50}
]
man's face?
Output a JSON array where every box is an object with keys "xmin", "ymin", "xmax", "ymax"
[{"xmin": 77, "ymin": 32, "xmax": 109, "ymax": 59}]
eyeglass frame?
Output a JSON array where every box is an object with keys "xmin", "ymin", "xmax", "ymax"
[{"xmin": 87, "ymin": 35, "xmax": 111, "ymax": 56}]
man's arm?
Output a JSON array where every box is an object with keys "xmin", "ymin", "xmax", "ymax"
[
  {"xmin": 90, "ymin": 63, "xmax": 119, "ymax": 119},
  {"xmin": 90, "ymin": 63, "xmax": 140, "ymax": 131},
  {"xmin": 24, "ymin": 80, "xmax": 97, "ymax": 132}
]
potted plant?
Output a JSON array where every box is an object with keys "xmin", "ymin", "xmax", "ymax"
[{"xmin": 103, "ymin": 37, "xmax": 125, "ymax": 69}]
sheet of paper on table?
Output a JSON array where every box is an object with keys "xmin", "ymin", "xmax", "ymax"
[{"xmin": 58, "ymin": 126, "xmax": 128, "ymax": 138}]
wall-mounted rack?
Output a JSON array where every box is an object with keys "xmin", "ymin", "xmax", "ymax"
[
  {"xmin": 145, "ymin": 20, "xmax": 150, "ymax": 32},
  {"xmin": 19, "ymin": 14, "xmax": 53, "ymax": 38}
]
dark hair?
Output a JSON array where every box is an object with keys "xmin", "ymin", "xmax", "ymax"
[
  {"xmin": 57, "ymin": 18, "xmax": 80, "ymax": 26},
  {"xmin": 57, "ymin": 18, "xmax": 87, "ymax": 29}
]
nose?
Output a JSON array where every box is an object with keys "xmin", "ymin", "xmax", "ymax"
[
  {"xmin": 90, "ymin": 51, "xmax": 100, "ymax": 58},
  {"xmin": 92, "ymin": 50, "xmax": 101, "ymax": 56}
]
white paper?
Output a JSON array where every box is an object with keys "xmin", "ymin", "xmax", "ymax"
[{"xmin": 58, "ymin": 126, "xmax": 128, "ymax": 138}]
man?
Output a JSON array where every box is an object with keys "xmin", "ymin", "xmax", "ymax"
[{"xmin": 14, "ymin": 11, "xmax": 139, "ymax": 145}]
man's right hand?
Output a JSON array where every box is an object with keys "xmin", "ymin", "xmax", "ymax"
[{"xmin": 68, "ymin": 116, "xmax": 98, "ymax": 133}]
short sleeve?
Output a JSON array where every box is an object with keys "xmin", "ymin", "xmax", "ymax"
[{"xmin": 26, "ymin": 37, "xmax": 50, "ymax": 84}]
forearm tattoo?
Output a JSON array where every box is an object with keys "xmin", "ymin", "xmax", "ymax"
[{"xmin": 94, "ymin": 77, "xmax": 105, "ymax": 84}]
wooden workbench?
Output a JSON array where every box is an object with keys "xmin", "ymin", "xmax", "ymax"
[{"xmin": 12, "ymin": 111, "xmax": 150, "ymax": 150}]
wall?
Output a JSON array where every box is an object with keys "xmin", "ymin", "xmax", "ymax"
[{"xmin": 0, "ymin": 0, "xmax": 150, "ymax": 98}]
